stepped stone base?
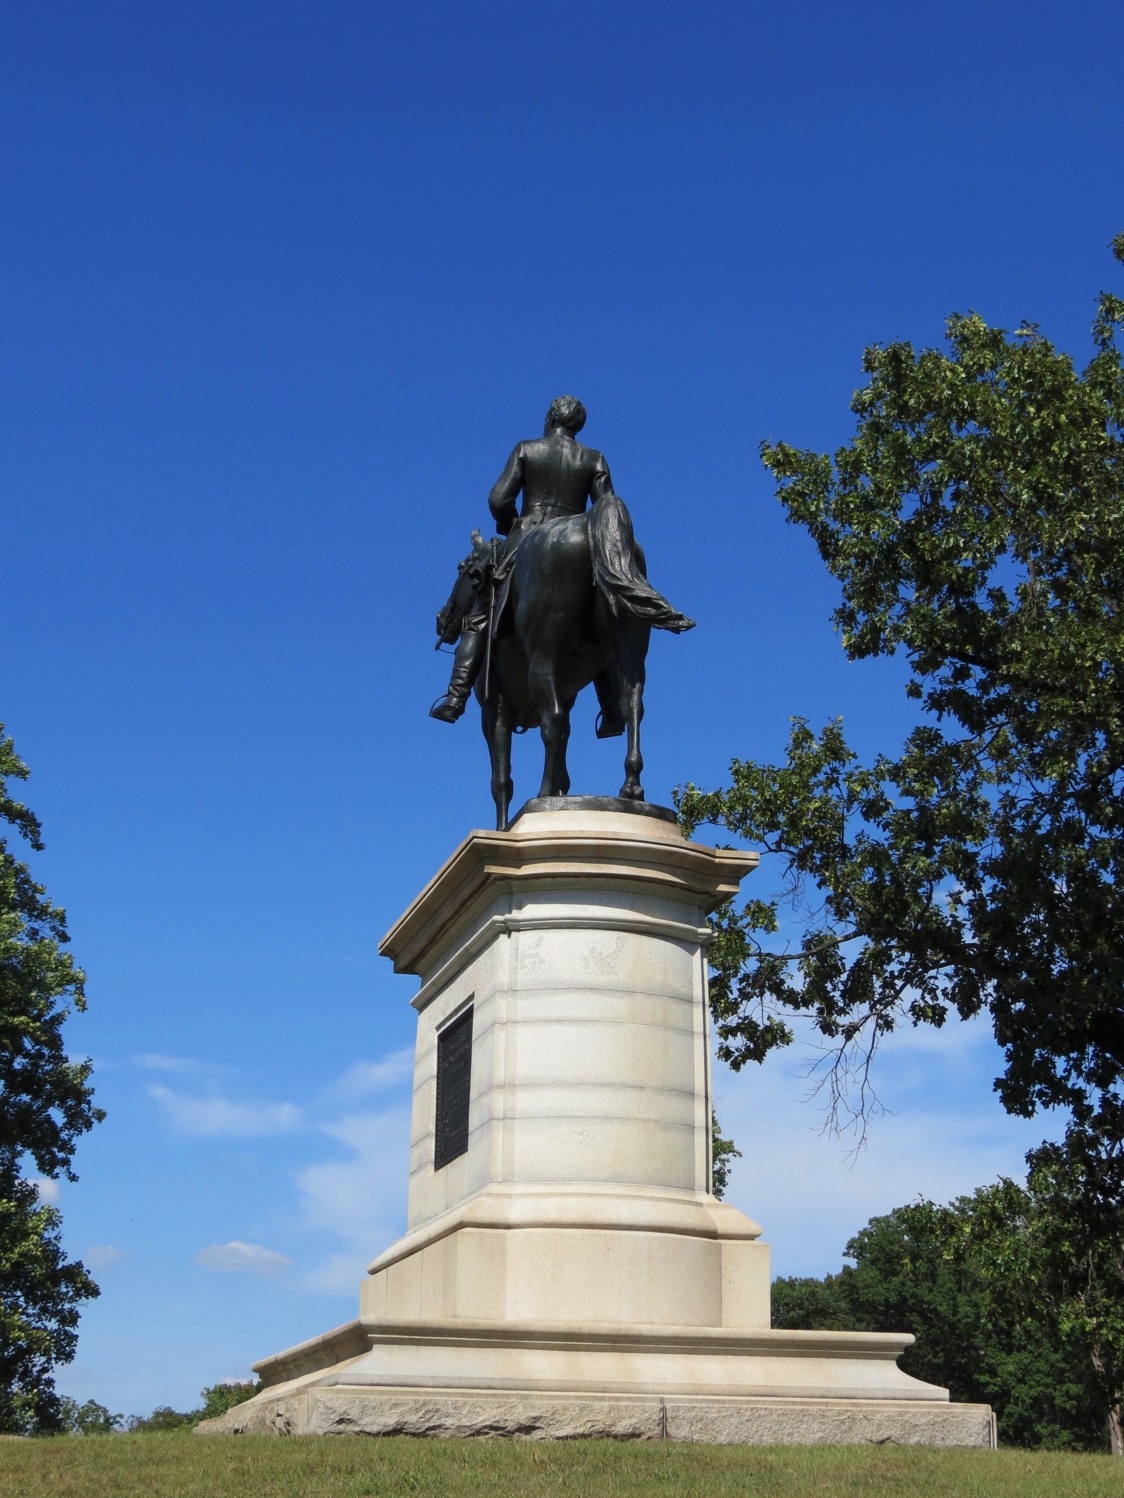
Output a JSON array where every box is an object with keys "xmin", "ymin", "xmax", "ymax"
[
  {"xmin": 198, "ymin": 1386, "xmax": 994, "ymax": 1446},
  {"xmin": 194, "ymin": 1317, "xmax": 995, "ymax": 1447}
]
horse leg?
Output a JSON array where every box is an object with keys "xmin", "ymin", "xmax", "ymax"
[
  {"xmin": 555, "ymin": 695, "xmax": 576, "ymax": 796},
  {"xmin": 481, "ymin": 694, "xmax": 513, "ymax": 830},
  {"xmin": 529, "ymin": 657, "xmax": 570, "ymax": 799},
  {"xmin": 611, "ymin": 619, "xmax": 650, "ymax": 801}
]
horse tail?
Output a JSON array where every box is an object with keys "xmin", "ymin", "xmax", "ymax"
[{"xmin": 588, "ymin": 493, "xmax": 695, "ymax": 633}]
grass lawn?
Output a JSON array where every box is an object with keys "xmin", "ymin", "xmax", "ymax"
[{"xmin": 1, "ymin": 1435, "xmax": 1122, "ymax": 1498}]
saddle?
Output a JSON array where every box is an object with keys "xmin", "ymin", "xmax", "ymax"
[{"xmin": 488, "ymin": 495, "xmax": 695, "ymax": 641}]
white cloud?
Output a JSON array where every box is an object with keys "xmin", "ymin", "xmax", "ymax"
[
  {"xmin": 331, "ymin": 1049, "xmax": 414, "ymax": 1099},
  {"xmin": 86, "ymin": 1245, "xmax": 129, "ymax": 1271},
  {"xmin": 302, "ymin": 1251, "xmax": 372, "ymax": 1295},
  {"xmin": 194, "ymin": 1241, "xmax": 293, "ymax": 1276},
  {"xmin": 135, "ymin": 1053, "xmax": 230, "ymax": 1077},
  {"xmin": 141, "ymin": 1047, "xmax": 413, "ymax": 1298},
  {"xmin": 712, "ymin": 1011, "xmax": 1058, "ymax": 1281},
  {"xmin": 31, "ymin": 1178, "xmax": 60, "ymax": 1204},
  {"xmin": 296, "ymin": 1106, "xmax": 410, "ymax": 1288},
  {"xmin": 149, "ymin": 1085, "xmax": 302, "ymax": 1137}
]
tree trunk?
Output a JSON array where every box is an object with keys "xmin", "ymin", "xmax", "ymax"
[{"xmin": 1089, "ymin": 1347, "xmax": 1122, "ymax": 1456}]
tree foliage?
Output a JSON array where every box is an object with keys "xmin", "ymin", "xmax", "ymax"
[
  {"xmin": 974, "ymin": 1119, "xmax": 1124, "ymax": 1453},
  {"xmin": 57, "ymin": 1396, "xmax": 123, "ymax": 1435},
  {"xmin": 0, "ymin": 1181, "xmax": 99, "ymax": 1435},
  {"xmin": 45, "ymin": 1380, "xmax": 263, "ymax": 1436},
  {"xmin": 772, "ymin": 1183, "xmax": 1108, "ymax": 1450},
  {"xmin": 679, "ymin": 238, "xmax": 1124, "ymax": 1449},
  {"xmin": 772, "ymin": 1129, "xmax": 1124, "ymax": 1454},
  {"xmin": 677, "ymin": 233, "xmax": 1124, "ymax": 1137},
  {"xmin": 0, "ymin": 727, "xmax": 102, "ymax": 1433},
  {"xmin": 710, "ymin": 1108, "xmax": 741, "ymax": 1199},
  {"xmin": 124, "ymin": 1380, "xmax": 261, "ymax": 1432},
  {"xmin": 195, "ymin": 1379, "xmax": 261, "ymax": 1423}
]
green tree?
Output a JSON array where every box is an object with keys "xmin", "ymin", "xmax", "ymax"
[
  {"xmin": 676, "ymin": 232, "xmax": 1124, "ymax": 1135},
  {"xmin": 772, "ymin": 1191, "xmax": 1104, "ymax": 1450},
  {"xmin": 125, "ymin": 1404, "xmax": 195, "ymax": 1432},
  {"xmin": 676, "ymin": 234, "xmax": 1124, "ymax": 1449},
  {"xmin": 197, "ymin": 1379, "xmax": 261, "ymax": 1421},
  {"xmin": 56, "ymin": 1396, "xmax": 122, "ymax": 1435},
  {"xmin": 969, "ymin": 1121, "xmax": 1124, "ymax": 1453},
  {"xmin": 125, "ymin": 1379, "xmax": 261, "ymax": 1432},
  {"xmin": 710, "ymin": 1108, "xmax": 741, "ymax": 1199},
  {"xmin": 0, "ymin": 727, "xmax": 102, "ymax": 1433}
]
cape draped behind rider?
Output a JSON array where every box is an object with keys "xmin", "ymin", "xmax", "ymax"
[{"xmin": 429, "ymin": 396, "xmax": 693, "ymax": 724}]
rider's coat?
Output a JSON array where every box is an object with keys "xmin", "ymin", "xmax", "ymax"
[{"xmin": 489, "ymin": 428, "xmax": 614, "ymax": 536}]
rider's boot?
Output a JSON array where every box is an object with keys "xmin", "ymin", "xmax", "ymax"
[
  {"xmin": 430, "ymin": 623, "xmax": 485, "ymax": 723},
  {"xmin": 593, "ymin": 667, "xmax": 626, "ymax": 738}
]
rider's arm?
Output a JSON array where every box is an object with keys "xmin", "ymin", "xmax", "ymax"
[
  {"xmin": 488, "ymin": 444, "xmax": 525, "ymax": 535},
  {"xmin": 590, "ymin": 452, "xmax": 614, "ymax": 504}
]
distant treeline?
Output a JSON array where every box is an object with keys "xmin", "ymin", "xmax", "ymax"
[
  {"xmin": 54, "ymin": 1380, "xmax": 259, "ymax": 1436},
  {"xmin": 772, "ymin": 1176, "xmax": 1118, "ymax": 1453}
]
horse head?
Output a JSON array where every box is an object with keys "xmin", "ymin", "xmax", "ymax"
[{"xmin": 436, "ymin": 530, "xmax": 493, "ymax": 645}]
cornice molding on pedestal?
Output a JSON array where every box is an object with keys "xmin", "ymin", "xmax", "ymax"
[{"xmin": 380, "ymin": 823, "xmax": 758, "ymax": 978}]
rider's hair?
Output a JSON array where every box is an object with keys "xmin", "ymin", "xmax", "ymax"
[{"xmin": 544, "ymin": 395, "xmax": 587, "ymax": 435}]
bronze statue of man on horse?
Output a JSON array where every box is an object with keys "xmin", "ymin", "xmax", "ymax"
[{"xmin": 431, "ymin": 396, "xmax": 694, "ymax": 829}]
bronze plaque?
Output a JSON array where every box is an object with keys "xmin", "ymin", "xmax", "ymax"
[{"xmin": 434, "ymin": 1007, "xmax": 473, "ymax": 1170}]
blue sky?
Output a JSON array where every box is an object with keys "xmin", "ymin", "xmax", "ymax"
[{"xmin": 2, "ymin": 2, "xmax": 1121, "ymax": 1417}]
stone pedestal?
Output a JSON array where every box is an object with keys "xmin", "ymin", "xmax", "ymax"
[{"xmin": 198, "ymin": 799, "xmax": 994, "ymax": 1446}]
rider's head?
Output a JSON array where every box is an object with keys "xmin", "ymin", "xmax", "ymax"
[{"xmin": 544, "ymin": 395, "xmax": 587, "ymax": 437}]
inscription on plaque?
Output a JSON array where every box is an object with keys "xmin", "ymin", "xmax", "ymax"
[{"xmin": 434, "ymin": 1005, "xmax": 473, "ymax": 1170}]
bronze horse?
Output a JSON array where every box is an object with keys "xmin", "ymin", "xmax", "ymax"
[{"xmin": 436, "ymin": 493, "xmax": 693, "ymax": 830}]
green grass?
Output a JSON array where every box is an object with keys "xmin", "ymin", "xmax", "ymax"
[{"xmin": 2, "ymin": 1435, "xmax": 1122, "ymax": 1498}]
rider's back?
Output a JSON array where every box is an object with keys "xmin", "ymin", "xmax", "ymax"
[{"xmin": 489, "ymin": 428, "xmax": 613, "ymax": 531}]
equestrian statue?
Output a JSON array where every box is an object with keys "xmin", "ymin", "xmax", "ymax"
[{"xmin": 430, "ymin": 396, "xmax": 694, "ymax": 830}]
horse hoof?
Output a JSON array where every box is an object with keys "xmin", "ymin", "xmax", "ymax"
[{"xmin": 618, "ymin": 784, "xmax": 645, "ymax": 801}]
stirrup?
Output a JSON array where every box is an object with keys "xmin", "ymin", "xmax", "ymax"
[
  {"xmin": 429, "ymin": 694, "xmax": 467, "ymax": 723},
  {"xmin": 595, "ymin": 708, "xmax": 625, "ymax": 739}
]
